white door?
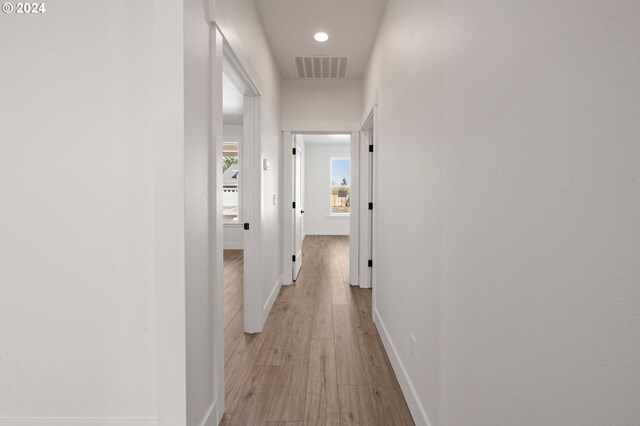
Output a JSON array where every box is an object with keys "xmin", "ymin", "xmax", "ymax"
[
  {"xmin": 359, "ymin": 128, "xmax": 374, "ymax": 289},
  {"xmin": 367, "ymin": 130, "xmax": 374, "ymax": 288},
  {"xmin": 293, "ymin": 137, "xmax": 304, "ymax": 279},
  {"xmin": 242, "ymin": 95, "xmax": 259, "ymax": 332}
]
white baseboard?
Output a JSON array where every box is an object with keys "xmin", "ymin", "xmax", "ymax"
[
  {"xmin": 262, "ymin": 276, "xmax": 282, "ymax": 326},
  {"xmin": 199, "ymin": 399, "xmax": 217, "ymax": 426},
  {"xmin": 304, "ymin": 229, "xmax": 349, "ymax": 236},
  {"xmin": 223, "ymin": 242, "xmax": 243, "ymax": 249},
  {"xmin": 373, "ymin": 309, "xmax": 433, "ymax": 426},
  {"xmin": 0, "ymin": 419, "xmax": 156, "ymax": 425}
]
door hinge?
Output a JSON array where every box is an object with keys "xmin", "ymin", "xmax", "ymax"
[
  {"xmin": 368, "ymin": 202, "xmax": 373, "ymax": 210},
  {"xmin": 368, "ymin": 259, "xmax": 373, "ymax": 268},
  {"xmin": 244, "ymin": 223, "xmax": 250, "ymax": 230},
  {"xmin": 292, "ymin": 147, "xmax": 297, "ymax": 155},
  {"xmin": 292, "ymin": 201, "xmax": 296, "ymax": 209},
  {"xmin": 292, "ymin": 255, "xmax": 296, "ymax": 262},
  {"xmin": 369, "ymin": 145, "xmax": 374, "ymax": 153}
]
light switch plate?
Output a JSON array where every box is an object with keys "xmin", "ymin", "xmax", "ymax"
[{"xmin": 263, "ymin": 158, "xmax": 270, "ymax": 170}]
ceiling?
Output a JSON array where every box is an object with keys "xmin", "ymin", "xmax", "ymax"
[
  {"xmin": 223, "ymin": 73, "xmax": 244, "ymax": 124},
  {"xmin": 254, "ymin": 0, "xmax": 388, "ymax": 80},
  {"xmin": 302, "ymin": 134, "xmax": 350, "ymax": 144}
]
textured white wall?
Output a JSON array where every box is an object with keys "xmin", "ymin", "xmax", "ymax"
[
  {"xmin": 0, "ymin": 1, "xmax": 186, "ymax": 423},
  {"xmin": 440, "ymin": 1, "xmax": 640, "ymax": 425},
  {"xmin": 223, "ymin": 124, "xmax": 243, "ymax": 143},
  {"xmin": 365, "ymin": 0, "xmax": 640, "ymax": 425},
  {"xmin": 363, "ymin": 0, "xmax": 444, "ymax": 423},
  {"xmin": 214, "ymin": 0, "xmax": 283, "ymax": 325},
  {"xmin": 282, "ymin": 80, "xmax": 363, "ymax": 131},
  {"xmin": 303, "ymin": 143, "xmax": 351, "ymax": 235}
]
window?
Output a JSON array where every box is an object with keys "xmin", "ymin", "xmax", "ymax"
[
  {"xmin": 329, "ymin": 157, "xmax": 350, "ymax": 215},
  {"xmin": 223, "ymin": 142, "xmax": 240, "ymax": 222}
]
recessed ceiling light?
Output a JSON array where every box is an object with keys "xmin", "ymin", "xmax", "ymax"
[{"xmin": 314, "ymin": 32, "xmax": 329, "ymax": 42}]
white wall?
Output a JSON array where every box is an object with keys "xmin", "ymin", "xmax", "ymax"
[
  {"xmin": 303, "ymin": 142, "xmax": 351, "ymax": 236},
  {"xmin": 223, "ymin": 124, "xmax": 243, "ymax": 142},
  {"xmin": 282, "ymin": 80, "xmax": 363, "ymax": 132},
  {"xmin": 364, "ymin": 1, "xmax": 640, "ymax": 425},
  {"xmin": 363, "ymin": 1, "xmax": 444, "ymax": 423},
  {"xmin": 213, "ymin": 0, "xmax": 283, "ymax": 324},
  {"xmin": 440, "ymin": 1, "xmax": 640, "ymax": 425},
  {"xmin": 0, "ymin": 1, "xmax": 186, "ymax": 424}
]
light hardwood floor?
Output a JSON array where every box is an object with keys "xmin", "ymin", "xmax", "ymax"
[{"xmin": 222, "ymin": 236, "xmax": 414, "ymax": 425}]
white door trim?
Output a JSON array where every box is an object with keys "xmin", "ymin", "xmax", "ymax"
[
  {"xmin": 209, "ymin": 25, "xmax": 225, "ymax": 425},
  {"xmin": 359, "ymin": 106, "xmax": 377, "ymax": 291},
  {"xmin": 209, "ymin": 24, "xmax": 263, "ymax": 424},
  {"xmin": 361, "ymin": 106, "xmax": 380, "ymax": 314},
  {"xmin": 358, "ymin": 129, "xmax": 371, "ymax": 289},
  {"xmin": 220, "ymin": 36, "xmax": 263, "ymax": 335},
  {"xmin": 282, "ymin": 131, "xmax": 354, "ymax": 286},
  {"xmin": 282, "ymin": 131, "xmax": 295, "ymax": 285}
]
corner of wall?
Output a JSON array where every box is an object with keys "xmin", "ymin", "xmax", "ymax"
[
  {"xmin": 200, "ymin": 399, "xmax": 218, "ymax": 426},
  {"xmin": 262, "ymin": 275, "xmax": 282, "ymax": 326},
  {"xmin": 361, "ymin": 88, "xmax": 378, "ymax": 124},
  {"xmin": 374, "ymin": 309, "xmax": 434, "ymax": 426}
]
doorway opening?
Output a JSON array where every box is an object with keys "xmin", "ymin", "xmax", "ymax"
[
  {"xmin": 222, "ymin": 71, "xmax": 246, "ymax": 374},
  {"xmin": 359, "ymin": 108, "xmax": 376, "ymax": 291},
  {"xmin": 219, "ymin": 42, "xmax": 262, "ymax": 335},
  {"xmin": 283, "ymin": 132, "xmax": 355, "ymax": 284},
  {"xmin": 211, "ymin": 30, "xmax": 263, "ymax": 423}
]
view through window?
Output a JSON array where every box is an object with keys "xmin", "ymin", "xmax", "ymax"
[
  {"xmin": 223, "ymin": 142, "xmax": 240, "ymax": 222},
  {"xmin": 330, "ymin": 157, "xmax": 350, "ymax": 215}
]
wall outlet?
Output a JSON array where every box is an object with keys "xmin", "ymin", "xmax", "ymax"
[{"xmin": 409, "ymin": 334, "xmax": 416, "ymax": 362}]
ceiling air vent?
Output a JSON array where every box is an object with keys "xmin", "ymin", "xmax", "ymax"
[{"xmin": 294, "ymin": 56, "xmax": 349, "ymax": 79}]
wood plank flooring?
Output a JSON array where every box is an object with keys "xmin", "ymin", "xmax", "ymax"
[{"xmin": 222, "ymin": 236, "xmax": 414, "ymax": 426}]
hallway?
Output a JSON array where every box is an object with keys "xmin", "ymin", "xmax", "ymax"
[{"xmin": 222, "ymin": 236, "xmax": 414, "ymax": 425}]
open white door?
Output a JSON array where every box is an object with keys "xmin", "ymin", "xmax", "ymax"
[
  {"xmin": 367, "ymin": 130, "xmax": 374, "ymax": 288},
  {"xmin": 359, "ymin": 109, "xmax": 376, "ymax": 289},
  {"xmin": 293, "ymin": 136, "xmax": 304, "ymax": 280}
]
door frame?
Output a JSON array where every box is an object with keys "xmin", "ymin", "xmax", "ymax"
[
  {"xmin": 220, "ymin": 34, "xmax": 263, "ymax": 335},
  {"xmin": 359, "ymin": 106, "xmax": 377, "ymax": 292},
  {"xmin": 282, "ymin": 131, "xmax": 357, "ymax": 285},
  {"xmin": 209, "ymin": 23, "xmax": 263, "ymax": 424},
  {"xmin": 293, "ymin": 137, "xmax": 304, "ymax": 279},
  {"xmin": 282, "ymin": 131, "xmax": 295, "ymax": 284}
]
